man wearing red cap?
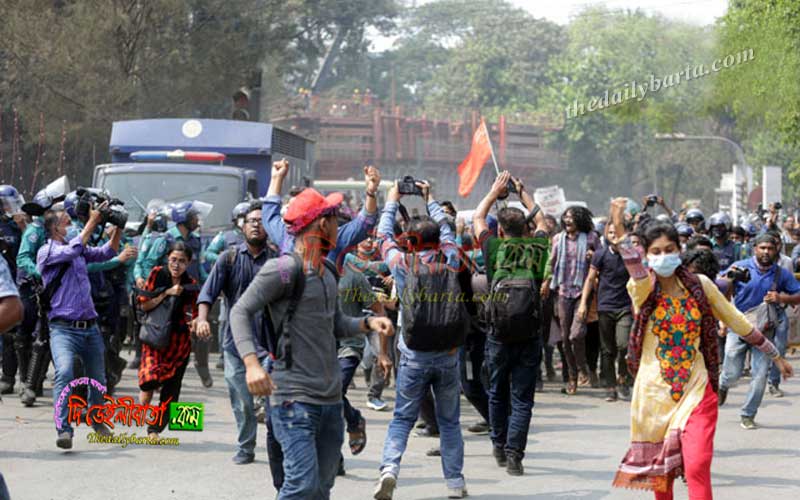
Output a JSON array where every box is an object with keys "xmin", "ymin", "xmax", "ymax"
[
  {"xmin": 262, "ymin": 159, "xmax": 381, "ymax": 263},
  {"xmin": 230, "ymin": 187, "xmax": 394, "ymax": 500}
]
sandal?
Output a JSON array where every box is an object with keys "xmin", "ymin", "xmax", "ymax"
[
  {"xmin": 349, "ymin": 417, "xmax": 367, "ymax": 455},
  {"xmin": 566, "ymin": 381, "xmax": 577, "ymax": 396}
]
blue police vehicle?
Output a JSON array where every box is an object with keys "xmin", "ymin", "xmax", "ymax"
[{"xmin": 93, "ymin": 118, "xmax": 314, "ymax": 234}]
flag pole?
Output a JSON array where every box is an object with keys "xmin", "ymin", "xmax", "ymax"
[{"xmin": 482, "ymin": 118, "xmax": 501, "ymax": 175}]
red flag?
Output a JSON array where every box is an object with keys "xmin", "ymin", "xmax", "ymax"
[{"xmin": 457, "ymin": 119, "xmax": 492, "ymax": 197}]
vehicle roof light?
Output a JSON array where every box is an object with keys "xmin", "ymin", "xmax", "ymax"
[{"xmin": 129, "ymin": 150, "xmax": 226, "ymax": 163}]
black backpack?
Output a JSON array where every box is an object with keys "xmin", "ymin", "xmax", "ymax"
[
  {"xmin": 401, "ymin": 251, "xmax": 469, "ymax": 352},
  {"xmin": 486, "ymin": 240, "xmax": 541, "ymax": 343}
]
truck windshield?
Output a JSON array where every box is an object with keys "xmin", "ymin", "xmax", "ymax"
[{"xmin": 98, "ymin": 171, "xmax": 241, "ymax": 231}]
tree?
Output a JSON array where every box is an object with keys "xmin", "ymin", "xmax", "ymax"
[
  {"xmin": 538, "ymin": 7, "xmax": 732, "ymax": 210},
  {"xmin": 0, "ymin": 0, "xmax": 398, "ymax": 187},
  {"xmin": 714, "ymin": 0, "xmax": 800, "ymax": 195}
]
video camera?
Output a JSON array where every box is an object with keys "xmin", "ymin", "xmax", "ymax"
[
  {"xmin": 397, "ymin": 176, "xmax": 425, "ymax": 196},
  {"xmin": 727, "ymin": 265, "xmax": 751, "ymax": 283},
  {"xmin": 75, "ymin": 187, "xmax": 128, "ymax": 229}
]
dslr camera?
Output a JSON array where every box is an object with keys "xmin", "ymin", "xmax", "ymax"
[
  {"xmin": 774, "ymin": 201, "xmax": 783, "ymax": 210},
  {"xmin": 727, "ymin": 265, "xmax": 751, "ymax": 283},
  {"xmin": 75, "ymin": 187, "xmax": 129, "ymax": 229},
  {"xmin": 397, "ymin": 175, "xmax": 425, "ymax": 196},
  {"xmin": 645, "ymin": 195, "xmax": 659, "ymax": 207}
]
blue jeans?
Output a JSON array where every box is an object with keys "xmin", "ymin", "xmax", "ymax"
[
  {"xmin": 485, "ymin": 336, "xmax": 541, "ymax": 458},
  {"xmin": 380, "ymin": 353, "xmax": 465, "ymax": 489},
  {"xmin": 769, "ymin": 309, "xmax": 788, "ymax": 387},
  {"xmin": 50, "ymin": 323, "xmax": 106, "ymax": 435},
  {"xmin": 339, "ymin": 355, "xmax": 364, "ymax": 432},
  {"xmin": 271, "ymin": 401, "xmax": 344, "ymax": 500},
  {"xmin": 223, "ymin": 351, "xmax": 257, "ymax": 457},
  {"xmin": 720, "ymin": 332, "xmax": 771, "ymax": 419}
]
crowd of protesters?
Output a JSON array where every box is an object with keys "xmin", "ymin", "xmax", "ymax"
[{"xmin": 0, "ymin": 162, "xmax": 797, "ymax": 500}]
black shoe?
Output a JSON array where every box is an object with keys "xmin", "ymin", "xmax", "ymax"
[
  {"xmin": 56, "ymin": 432, "xmax": 73, "ymax": 450},
  {"xmin": 492, "ymin": 447, "xmax": 507, "ymax": 467},
  {"xmin": 92, "ymin": 423, "xmax": 113, "ymax": 437},
  {"xmin": 768, "ymin": 384, "xmax": 784, "ymax": 398},
  {"xmin": 0, "ymin": 379, "xmax": 14, "ymax": 395},
  {"xmin": 718, "ymin": 386, "xmax": 728, "ymax": 407},
  {"xmin": 426, "ymin": 446, "xmax": 441, "ymax": 457},
  {"xmin": 21, "ymin": 387, "xmax": 36, "ymax": 407},
  {"xmin": 506, "ymin": 454, "xmax": 524, "ymax": 476},
  {"xmin": 414, "ymin": 427, "xmax": 439, "ymax": 438},
  {"xmin": 467, "ymin": 420, "xmax": 489, "ymax": 434},
  {"xmin": 232, "ymin": 450, "xmax": 255, "ymax": 465},
  {"xmin": 337, "ymin": 456, "xmax": 346, "ymax": 476},
  {"xmin": 196, "ymin": 365, "xmax": 213, "ymax": 388},
  {"xmin": 605, "ymin": 389, "xmax": 618, "ymax": 402}
]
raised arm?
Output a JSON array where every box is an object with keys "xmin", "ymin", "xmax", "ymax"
[
  {"xmin": 262, "ymin": 160, "xmax": 291, "ymax": 252},
  {"xmin": 512, "ymin": 176, "xmax": 547, "ymax": 233},
  {"xmin": 474, "ymin": 171, "xmax": 511, "ymax": 238},
  {"xmin": 377, "ymin": 183, "xmax": 404, "ymax": 275}
]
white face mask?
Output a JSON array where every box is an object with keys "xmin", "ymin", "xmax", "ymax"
[{"xmin": 647, "ymin": 252, "xmax": 682, "ymax": 277}]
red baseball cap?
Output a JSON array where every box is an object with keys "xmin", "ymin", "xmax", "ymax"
[{"xmin": 283, "ymin": 188, "xmax": 343, "ymax": 235}]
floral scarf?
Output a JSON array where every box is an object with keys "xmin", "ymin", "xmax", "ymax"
[{"xmin": 627, "ymin": 266, "xmax": 720, "ymax": 392}]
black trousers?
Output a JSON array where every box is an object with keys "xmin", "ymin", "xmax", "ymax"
[
  {"xmin": 146, "ymin": 356, "xmax": 189, "ymax": 434},
  {"xmin": 460, "ymin": 332, "xmax": 490, "ymax": 422},
  {"xmin": 266, "ymin": 403, "xmax": 284, "ymax": 491},
  {"xmin": 585, "ymin": 320, "xmax": 600, "ymax": 375}
]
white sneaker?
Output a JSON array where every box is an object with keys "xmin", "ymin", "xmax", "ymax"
[
  {"xmin": 374, "ymin": 472, "xmax": 397, "ymax": 500},
  {"xmin": 447, "ymin": 485, "xmax": 468, "ymax": 498},
  {"xmin": 367, "ymin": 397, "xmax": 389, "ymax": 411}
]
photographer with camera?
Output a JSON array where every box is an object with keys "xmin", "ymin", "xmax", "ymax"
[
  {"xmin": 37, "ymin": 201, "xmax": 122, "ymax": 448},
  {"xmin": 66, "ymin": 190, "xmax": 137, "ymax": 394},
  {"xmin": 373, "ymin": 177, "xmax": 473, "ymax": 499},
  {"xmin": 642, "ymin": 194, "xmax": 677, "ymax": 221},
  {"xmin": 718, "ymin": 233, "xmax": 800, "ymax": 429}
]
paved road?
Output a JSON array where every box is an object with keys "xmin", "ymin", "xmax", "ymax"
[{"xmin": 1, "ymin": 352, "xmax": 798, "ymax": 500}]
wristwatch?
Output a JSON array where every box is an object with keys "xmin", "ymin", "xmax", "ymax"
[{"xmin": 365, "ymin": 190, "xmax": 377, "ymax": 198}]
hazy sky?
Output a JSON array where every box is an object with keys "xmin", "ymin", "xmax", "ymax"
[
  {"xmin": 370, "ymin": 0, "xmax": 728, "ymax": 50},
  {"xmin": 509, "ymin": 0, "xmax": 728, "ymax": 25}
]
